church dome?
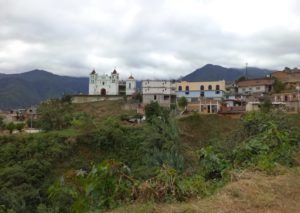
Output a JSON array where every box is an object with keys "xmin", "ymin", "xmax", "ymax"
[
  {"xmin": 112, "ymin": 69, "xmax": 118, "ymax": 74},
  {"xmin": 128, "ymin": 75, "xmax": 134, "ymax": 80}
]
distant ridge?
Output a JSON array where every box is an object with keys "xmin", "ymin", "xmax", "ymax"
[
  {"xmin": 0, "ymin": 65, "xmax": 274, "ymax": 110},
  {"xmin": 0, "ymin": 70, "xmax": 88, "ymax": 110},
  {"xmin": 181, "ymin": 64, "xmax": 273, "ymax": 82}
]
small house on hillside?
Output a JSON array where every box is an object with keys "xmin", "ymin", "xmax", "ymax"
[
  {"xmin": 237, "ymin": 78, "xmax": 274, "ymax": 95},
  {"xmin": 272, "ymin": 69, "xmax": 300, "ymax": 89},
  {"xmin": 272, "ymin": 91, "xmax": 300, "ymax": 112}
]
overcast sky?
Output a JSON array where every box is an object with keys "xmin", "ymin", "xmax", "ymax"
[{"xmin": 0, "ymin": 0, "xmax": 299, "ymax": 79}]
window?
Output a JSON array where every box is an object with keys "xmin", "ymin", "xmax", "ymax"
[
  {"xmin": 129, "ymin": 83, "xmax": 131, "ymax": 89},
  {"xmin": 185, "ymin": 86, "xmax": 189, "ymax": 94},
  {"xmin": 164, "ymin": 95, "xmax": 169, "ymax": 100},
  {"xmin": 249, "ymin": 87, "xmax": 252, "ymax": 90},
  {"xmin": 200, "ymin": 85, "xmax": 204, "ymax": 91},
  {"xmin": 178, "ymin": 86, "xmax": 182, "ymax": 91},
  {"xmin": 200, "ymin": 91, "xmax": 205, "ymax": 97},
  {"xmin": 256, "ymin": 86, "xmax": 260, "ymax": 90},
  {"xmin": 215, "ymin": 91, "xmax": 220, "ymax": 94},
  {"xmin": 208, "ymin": 85, "xmax": 212, "ymax": 90},
  {"xmin": 216, "ymin": 85, "xmax": 220, "ymax": 90},
  {"xmin": 102, "ymin": 82, "xmax": 105, "ymax": 85},
  {"xmin": 154, "ymin": 95, "xmax": 157, "ymax": 100}
]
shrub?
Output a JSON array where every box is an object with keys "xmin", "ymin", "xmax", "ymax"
[
  {"xmin": 198, "ymin": 146, "xmax": 229, "ymax": 180},
  {"xmin": 6, "ymin": 123, "xmax": 16, "ymax": 134},
  {"xmin": 232, "ymin": 111, "xmax": 295, "ymax": 171},
  {"xmin": 48, "ymin": 160, "xmax": 134, "ymax": 212},
  {"xmin": 177, "ymin": 97, "xmax": 187, "ymax": 109}
]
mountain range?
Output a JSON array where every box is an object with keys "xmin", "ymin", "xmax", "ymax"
[
  {"xmin": 0, "ymin": 70, "xmax": 88, "ymax": 110},
  {"xmin": 182, "ymin": 64, "xmax": 273, "ymax": 82},
  {"xmin": 0, "ymin": 65, "xmax": 274, "ymax": 110}
]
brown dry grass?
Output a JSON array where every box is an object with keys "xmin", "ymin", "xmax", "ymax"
[
  {"xmin": 73, "ymin": 100, "xmax": 135, "ymax": 120},
  {"xmin": 110, "ymin": 168, "xmax": 300, "ymax": 213}
]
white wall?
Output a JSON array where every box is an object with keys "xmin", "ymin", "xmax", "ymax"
[
  {"xmin": 126, "ymin": 80, "xmax": 136, "ymax": 95},
  {"xmin": 238, "ymin": 85, "xmax": 266, "ymax": 94},
  {"xmin": 142, "ymin": 80, "xmax": 176, "ymax": 95},
  {"xmin": 89, "ymin": 73, "xmax": 119, "ymax": 95}
]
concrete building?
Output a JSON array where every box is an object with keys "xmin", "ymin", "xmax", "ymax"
[
  {"xmin": 142, "ymin": 80, "xmax": 176, "ymax": 107},
  {"xmin": 272, "ymin": 69, "xmax": 300, "ymax": 89},
  {"xmin": 237, "ymin": 78, "xmax": 274, "ymax": 95},
  {"xmin": 272, "ymin": 91, "xmax": 300, "ymax": 112},
  {"xmin": 176, "ymin": 80, "xmax": 226, "ymax": 102}
]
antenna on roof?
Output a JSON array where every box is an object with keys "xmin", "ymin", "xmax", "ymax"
[{"xmin": 244, "ymin": 62, "xmax": 248, "ymax": 79}]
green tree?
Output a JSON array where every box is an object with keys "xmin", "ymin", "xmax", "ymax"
[
  {"xmin": 273, "ymin": 78, "xmax": 285, "ymax": 93},
  {"xmin": 144, "ymin": 102, "xmax": 169, "ymax": 123},
  {"xmin": 6, "ymin": 122, "xmax": 16, "ymax": 134},
  {"xmin": 259, "ymin": 97, "xmax": 272, "ymax": 113},
  {"xmin": 132, "ymin": 92, "xmax": 142, "ymax": 103},
  {"xmin": 15, "ymin": 123, "xmax": 25, "ymax": 132},
  {"xmin": 177, "ymin": 97, "xmax": 187, "ymax": 109},
  {"xmin": 0, "ymin": 116, "xmax": 4, "ymax": 130},
  {"xmin": 37, "ymin": 99, "xmax": 73, "ymax": 131}
]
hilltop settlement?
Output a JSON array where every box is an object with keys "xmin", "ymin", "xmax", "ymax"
[
  {"xmin": 1, "ymin": 66, "xmax": 300, "ymax": 129},
  {"xmin": 71, "ymin": 67, "xmax": 300, "ymax": 115}
]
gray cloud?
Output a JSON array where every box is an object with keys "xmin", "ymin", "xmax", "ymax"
[{"xmin": 0, "ymin": 0, "xmax": 299, "ymax": 79}]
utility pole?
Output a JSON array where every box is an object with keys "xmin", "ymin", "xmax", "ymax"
[{"xmin": 245, "ymin": 62, "xmax": 248, "ymax": 79}]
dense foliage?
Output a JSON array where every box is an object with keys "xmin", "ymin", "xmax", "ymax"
[
  {"xmin": 48, "ymin": 160, "xmax": 134, "ymax": 213},
  {"xmin": 0, "ymin": 134, "xmax": 73, "ymax": 212},
  {"xmin": 1, "ymin": 99, "xmax": 299, "ymax": 213},
  {"xmin": 37, "ymin": 99, "xmax": 73, "ymax": 131},
  {"xmin": 177, "ymin": 97, "xmax": 187, "ymax": 109}
]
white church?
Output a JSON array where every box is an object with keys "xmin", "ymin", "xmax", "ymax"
[{"xmin": 89, "ymin": 69, "xmax": 136, "ymax": 96}]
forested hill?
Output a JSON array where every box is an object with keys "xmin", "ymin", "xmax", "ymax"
[
  {"xmin": 0, "ymin": 70, "xmax": 88, "ymax": 110},
  {"xmin": 182, "ymin": 64, "xmax": 273, "ymax": 82}
]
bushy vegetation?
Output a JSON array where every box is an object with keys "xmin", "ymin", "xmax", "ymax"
[
  {"xmin": 177, "ymin": 97, "xmax": 187, "ymax": 109},
  {"xmin": 0, "ymin": 134, "xmax": 73, "ymax": 212},
  {"xmin": 1, "ymin": 99, "xmax": 300, "ymax": 212},
  {"xmin": 37, "ymin": 99, "xmax": 73, "ymax": 131},
  {"xmin": 48, "ymin": 160, "xmax": 134, "ymax": 213},
  {"xmin": 200, "ymin": 111, "xmax": 300, "ymax": 176}
]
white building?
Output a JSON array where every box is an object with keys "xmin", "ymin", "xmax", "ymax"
[
  {"xmin": 142, "ymin": 80, "xmax": 176, "ymax": 107},
  {"xmin": 126, "ymin": 75, "xmax": 136, "ymax": 96},
  {"xmin": 89, "ymin": 69, "xmax": 136, "ymax": 96}
]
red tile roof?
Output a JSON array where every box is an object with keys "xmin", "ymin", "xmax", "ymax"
[{"xmin": 237, "ymin": 78, "xmax": 274, "ymax": 87}]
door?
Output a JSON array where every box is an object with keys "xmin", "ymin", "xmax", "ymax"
[{"xmin": 101, "ymin": 88, "xmax": 106, "ymax": 96}]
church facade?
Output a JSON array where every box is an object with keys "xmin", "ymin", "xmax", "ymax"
[{"xmin": 89, "ymin": 69, "xmax": 136, "ymax": 96}]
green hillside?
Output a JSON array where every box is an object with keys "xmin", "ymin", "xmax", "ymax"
[
  {"xmin": 0, "ymin": 70, "xmax": 88, "ymax": 110},
  {"xmin": 0, "ymin": 100, "xmax": 299, "ymax": 212}
]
